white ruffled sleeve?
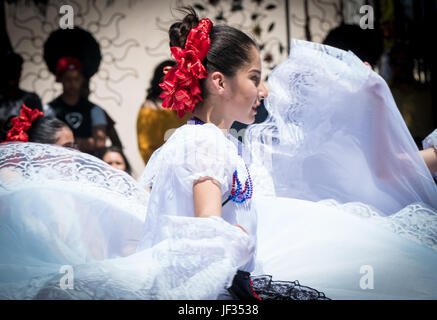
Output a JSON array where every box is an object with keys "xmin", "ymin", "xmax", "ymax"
[{"xmin": 168, "ymin": 124, "xmax": 238, "ymax": 195}]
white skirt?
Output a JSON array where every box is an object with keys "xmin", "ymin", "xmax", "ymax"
[
  {"xmin": 253, "ymin": 195, "xmax": 437, "ymax": 299},
  {"xmin": 0, "ymin": 143, "xmax": 253, "ymax": 300}
]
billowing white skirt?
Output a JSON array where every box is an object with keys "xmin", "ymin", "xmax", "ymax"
[
  {"xmin": 253, "ymin": 196, "xmax": 437, "ymax": 299},
  {"xmin": 0, "ymin": 143, "xmax": 253, "ymax": 300},
  {"xmin": 1, "ymin": 143, "xmax": 436, "ymax": 299}
]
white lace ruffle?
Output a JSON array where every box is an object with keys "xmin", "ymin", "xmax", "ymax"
[
  {"xmin": 254, "ymin": 195, "xmax": 437, "ymax": 299},
  {"xmin": 318, "ymin": 199, "xmax": 437, "ymax": 252},
  {"xmin": 0, "ymin": 142, "xmax": 149, "ymax": 221}
]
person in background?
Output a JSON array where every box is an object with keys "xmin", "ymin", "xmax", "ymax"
[
  {"xmin": 388, "ymin": 43, "xmax": 434, "ymax": 148},
  {"xmin": 136, "ymin": 60, "xmax": 191, "ymax": 165},
  {"xmin": 96, "ymin": 146, "xmax": 132, "ymax": 175},
  {"xmin": 4, "ymin": 104, "xmax": 75, "ymax": 148},
  {"xmin": 45, "ymin": 56, "xmax": 107, "ymax": 155},
  {"xmin": 0, "ymin": 51, "xmax": 43, "ymax": 141},
  {"xmin": 80, "ymin": 77, "xmax": 124, "ymax": 149}
]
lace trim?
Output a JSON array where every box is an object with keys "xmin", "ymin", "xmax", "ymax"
[
  {"xmin": 251, "ymin": 275, "xmax": 330, "ymax": 300},
  {"xmin": 319, "ymin": 199, "xmax": 437, "ymax": 252},
  {"xmin": 0, "ymin": 142, "xmax": 149, "ymax": 220}
]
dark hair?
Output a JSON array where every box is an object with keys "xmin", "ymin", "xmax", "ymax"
[
  {"xmin": 1, "ymin": 51, "xmax": 24, "ymax": 86},
  {"xmin": 27, "ymin": 117, "xmax": 70, "ymax": 144},
  {"xmin": 146, "ymin": 60, "xmax": 176, "ymax": 102},
  {"xmin": 169, "ymin": 7, "xmax": 257, "ymax": 96},
  {"xmin": 97, "ymin": 146, "xmax": 132, "ymax": 175},
  {"xmin": 389, "ymin": 43, "xmax": 414, "ymax": 67},
  {"xmin": 1, "ymin": 51, "xmax": 24, "ymax": 76},
  {"xmin": 323, "ymin": 24, "xmax": 382, "ymax": 67}
]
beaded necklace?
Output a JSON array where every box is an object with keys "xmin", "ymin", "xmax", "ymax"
[{"xmin": 187, "ymin": 116, "xmax": 253, "ymax": 206}]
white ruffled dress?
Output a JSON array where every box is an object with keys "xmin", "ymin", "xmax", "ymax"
[{"xmin": 138, "ymin": 119, "xmax": 437, "ymax": 300}]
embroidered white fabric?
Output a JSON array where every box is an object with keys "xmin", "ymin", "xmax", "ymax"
[
  {"xmin": 317, "ymin": 199, "xmax": 437, "ymax": 251},
  {"xmin": 0, "ymin": 142, "xmax": 254, "ymax": 299},
  {"xmin": 245, "ymin": 39, "xmax": 437, "ymax": 214},
  {"xmin": 0, "ymin": 142, "xmax": 149, "ymax": 221}
]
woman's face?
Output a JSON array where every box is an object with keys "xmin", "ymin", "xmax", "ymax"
[
  {"xmin": 224, "ymin": 45, "xmax": 268, "ymax": 125},
  {"xmin": 54, "ymin": 126, "xmax": 75, "ymax": 148},
  {"xmin": 103, "ymin": 151, "xmax": 127, "ymax": 172}
]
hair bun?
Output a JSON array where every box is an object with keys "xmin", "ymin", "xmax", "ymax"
[{"xmin": 169, "ymin": 7, "xmax": 199, "ymax": 48}]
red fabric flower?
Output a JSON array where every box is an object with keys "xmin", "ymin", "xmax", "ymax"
[
  {"xmin": 159, "ymin": 18, "xmax": 213, "ymax": 118},
  {"xmin": 5, "ymin": 104, "xmax": 44, "ymax": 142}
]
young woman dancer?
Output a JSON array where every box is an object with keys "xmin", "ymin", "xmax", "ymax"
[{"xmin": 1, "ymin": 8, "xmax": 436, "ymax": 300}]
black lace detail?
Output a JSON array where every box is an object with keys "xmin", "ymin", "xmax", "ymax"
[{"xmin": 250, "ymin": 275, "xmax": 330, "ymax": 300}]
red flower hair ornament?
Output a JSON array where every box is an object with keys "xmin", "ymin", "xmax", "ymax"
[
  {"xmin": 5, "ymin": 104, "xmax": 44, "ymax": 142},
  {"xmin": 159, "ymin": 18, "xmax": 213, "ymax": 118}
]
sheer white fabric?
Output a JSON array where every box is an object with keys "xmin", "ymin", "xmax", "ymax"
[
  {"xmin": 0, "ymin": 142, "xmax": 253, "ymax": 299},
  {"xmin": 245, "ymin": 39, "xmax": 437, "ymax": 214},
  {"xmin": 254, "ymin": 196, "xmax": 437, "ymax": 299},
  {"xmin": 138, "ymin": 120, "xmax": 437, "ymax": 299},
  {"xmin": 241, "ymin": 39, "xmax": 437, "ymax": 299}
]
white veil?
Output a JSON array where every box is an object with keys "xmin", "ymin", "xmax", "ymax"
[{"xmin": 245, "ymin": 39, "xmax": 437, "ymax": 215}]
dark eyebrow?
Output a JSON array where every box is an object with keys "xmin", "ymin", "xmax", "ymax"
[{"xmin": 249, "ymin": 69, "xmax": 261, "ymax": 75}]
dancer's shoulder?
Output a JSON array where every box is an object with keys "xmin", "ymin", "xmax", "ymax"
[{"xmin": 169, "ymin": 123, "xmax": 231, "ymax": 146}]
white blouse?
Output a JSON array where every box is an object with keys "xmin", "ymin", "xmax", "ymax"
[{"xmin": 138, "ymin": 123, "xmax": 257, "ymax": 272}]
